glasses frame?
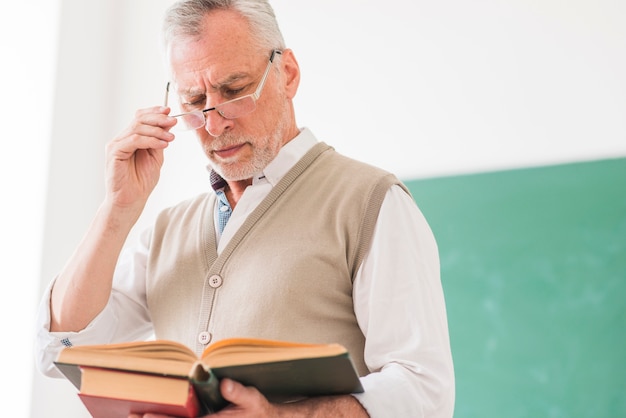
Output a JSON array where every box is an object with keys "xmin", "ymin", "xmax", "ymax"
[{"xmin": 165, "ymin": 49, "xmax": 282, "ymax": 131}]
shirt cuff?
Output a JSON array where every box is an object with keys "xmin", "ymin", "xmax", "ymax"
[
  {"xmin": 352, "ymin": 363, "xmax": 455, "ymax": 418},
  {"xmin": 33, "ymin": 278, "xmax": 119, "ymax": 378}
]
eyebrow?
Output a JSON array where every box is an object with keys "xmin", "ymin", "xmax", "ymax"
[{"xmin": 178, "ymin": 72, "xmax": 252, "ymax": 97}]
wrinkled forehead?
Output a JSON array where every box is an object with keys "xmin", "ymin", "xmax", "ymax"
[
  {"xmin": 165, "ymin": 9, "xmax": 261, "ymax": 89},
  {"xmin": 167, "ymin": 44, "xmax": 264, "ymax": 98}
]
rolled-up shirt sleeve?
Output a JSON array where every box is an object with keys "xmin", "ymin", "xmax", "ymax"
[
  {"xmin": 352, "ymin": 185, "xmax": 455, "ymax": 417},
  {"xmin": 34, "ymin": 228, "xmax": 155, "ymax": 377}
]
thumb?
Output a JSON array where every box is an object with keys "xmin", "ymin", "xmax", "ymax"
[
  {"xmin": 220, "ymin": 378, "xmax": 244, "ymax": 403},
  {"xmin": 217, "ymin": 378, "xmax": 276, "ymax": 416},
  {"xmin": 220, "ymin": 377, "xmax": 267, "ymax": 408}
]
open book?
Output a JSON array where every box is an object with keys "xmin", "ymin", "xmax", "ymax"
[{"xmin": 55, "ymin": 337, "xmax": 364, "ymax": 416}]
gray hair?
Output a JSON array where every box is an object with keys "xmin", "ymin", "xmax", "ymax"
[{"xmin": 163, "ymin": 0, "xmax": 286, "ymax": 51}]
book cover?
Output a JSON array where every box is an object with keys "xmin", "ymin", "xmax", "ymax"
[
  {"xmin": 79, "ymin": 389, "xmax": 199, "ymax": 418},
  {"xmin": 77, "ymin": 366, "xmax": 202, "ymax": 417}
]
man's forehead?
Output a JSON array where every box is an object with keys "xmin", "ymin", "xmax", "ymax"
[
  {"xmin": 167, "ymin": 9, "xmax": 261, "ymax": 93},
  {"xmin": 171, "ymin": 61, "xmax": 258, "ymax": 96}
]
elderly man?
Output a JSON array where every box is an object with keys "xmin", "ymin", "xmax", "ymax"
[{"xmin": 35, "ymin": 1, "xmax": 455, "ymax": 416}]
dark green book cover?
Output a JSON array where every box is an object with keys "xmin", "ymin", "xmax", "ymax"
[{"xmin": 193, "ymin": 353, "xmax": 363, "ymax": 413}]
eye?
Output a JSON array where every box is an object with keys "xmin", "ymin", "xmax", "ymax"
[
  {"xmin": 222, "ymin": 86, "xmax": 247, "ymax": 99},
  {"xmin": 181, "ymin": 96, "xmax": 206, "ymax": 111}
]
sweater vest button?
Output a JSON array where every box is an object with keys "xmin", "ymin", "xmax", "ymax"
[
  {"xmin": 208, "ymin": 274, "xmax": 223, "ymax": 288},
  {"xmin": 198, "ymin": 331, "xmax": 212, "ymax": 345}
]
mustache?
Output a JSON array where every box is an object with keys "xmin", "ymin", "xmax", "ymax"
[{"xmin": 209, "ymin": 133, "xmax": 248, "ymax": 152}]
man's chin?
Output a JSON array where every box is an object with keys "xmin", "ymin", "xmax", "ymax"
[{"xmin": 211, "ymin": 162, "xmax": 256, "ymax": 182}]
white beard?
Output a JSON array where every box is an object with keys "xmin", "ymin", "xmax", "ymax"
[{"xmin": 208, "ymin": 115, "xmax": 288, "ymax": 181}]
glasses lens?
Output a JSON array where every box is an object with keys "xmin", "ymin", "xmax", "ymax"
[
  {"xmin": 217, "ymin": 96, "xmax": 256, "ymax": 119},
  {"xmin": 175, "ymin": 112, "xmax": 205, "ymax": 131}
]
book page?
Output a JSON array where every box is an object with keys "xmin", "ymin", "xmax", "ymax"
[
  {"xmin": 56, "ymin": 340, "xmax": 199, "ymax": 377},
  {"xmin": 200, "ymin": 338, "xmax": 347, "ymax": 368}
]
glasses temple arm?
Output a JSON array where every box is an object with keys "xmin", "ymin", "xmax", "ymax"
[{"xmin": 164, "ymin": 82, "xmax": 170, "ymax": 107}]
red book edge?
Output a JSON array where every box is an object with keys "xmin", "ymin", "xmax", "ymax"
[{"xmin": 78, "ymin": 383, "xmax": 200, "ymax": 418}]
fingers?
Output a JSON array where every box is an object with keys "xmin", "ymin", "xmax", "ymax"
[
  {"xmin": 133, "ymin": 106, "xmax": 177, "ymax": 134},
  {"xmin": 102, "ymin": 106, "xmax": 178, "ymax": 210},
  {"xmin": 111, "ymin": 106, "xmax": 177, "ymax": 155},
  {"xmin": 218, "ymin": 378, "xmax": 272, "ymax": 413},
  {"xmin": 220, "ymin": 377, "xmax": 238, "ymax": 400}
]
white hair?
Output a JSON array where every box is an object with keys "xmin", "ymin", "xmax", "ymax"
[{"xmin": 163, "ymin": 0, "xmax": 286, "ymax": 51}]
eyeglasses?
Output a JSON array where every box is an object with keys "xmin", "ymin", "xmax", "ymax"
[{"xmin": 165, "ymin": 49, "xmax": 282, "ymax": 131}]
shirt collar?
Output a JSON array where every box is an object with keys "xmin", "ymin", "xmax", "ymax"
[
  {"xmin": 209, "ymin": 169, "xmax": 227, "ymax": 191},
  {"xmin": 208, "ymin": 127, "xmax": 318, "ymax": 191}
]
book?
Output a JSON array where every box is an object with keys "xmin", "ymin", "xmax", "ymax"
[
  {"xmin": 78, "ymin": 367, "xmax": 200, "ymax": 418},
  {"xmin": 55, "ymin": 337, "xmax": 364, "ymax": 416},
  {"xmin": 79, "ymin": 392, "xmax": 198, "ymax": 418}
]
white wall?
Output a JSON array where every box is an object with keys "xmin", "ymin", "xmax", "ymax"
[
  {"xmin": 276, "ymin": 0, "xmax": 626, "ymax": 179},
  {"xmin": 8, "ymin": 0, "xmax": 624, "ymax": 416},
  {"xmin": 0, "ymin": 1, "xmax": 59, "ymax": 417}
]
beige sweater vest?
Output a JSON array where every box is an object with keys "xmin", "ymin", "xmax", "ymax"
[{"xmin": 146, "ymin": 142, "xmax": 408, "ymax": 376}]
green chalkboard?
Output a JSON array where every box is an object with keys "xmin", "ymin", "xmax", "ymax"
[{"xmin": 405, "ymin": 157, "xmax": 626, "ymax": 418}]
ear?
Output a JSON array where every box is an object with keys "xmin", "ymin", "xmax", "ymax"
[{"xmin": 280, "ymin": 49, "xmax": 300, "ymax": 99}]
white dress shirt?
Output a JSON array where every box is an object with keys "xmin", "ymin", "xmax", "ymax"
[{"xmin": 35, "ymin": 128, "xmax": 455, "ymax": 417}]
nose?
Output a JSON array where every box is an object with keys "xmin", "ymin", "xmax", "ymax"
[{"xmin": 203, "ymin": 108, "xmax": 234, "ymax": 137}]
